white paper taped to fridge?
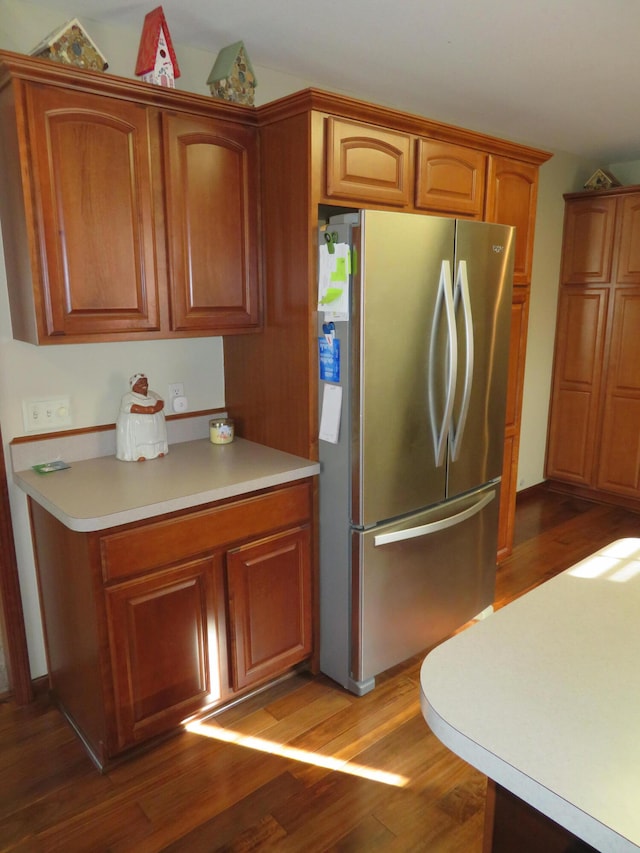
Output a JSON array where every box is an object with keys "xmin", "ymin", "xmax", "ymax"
[
  {"xmin": 318, "ymin": 242, "xmax": 350, "ymax": 316},
  {"xmin": 319, "ymin": 383, "xmax": 342, "ymax": 444}
]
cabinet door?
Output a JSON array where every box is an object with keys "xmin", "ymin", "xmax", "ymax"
[
  {"xmin": 615, "ymin": 193, "xmax": 640, "ymax": 284},
  {"xmin": 415, "ymin": 139, "xmax": 486, "ymax": 217},
  {"xmin": 545, "ymin": 287, "xmax": 609, "ymax": 486},
  {"xmin": 325, "ymin": 116, "xmax": 412, "ymax": 207},
  {"xmin": 24, "ymin": 84, "xmax": 160, "ymax": 339},
  {"xmin": 498, "ymin": 289, "xmax": 529, "ymax": 561},
  {"xmin": 106, "ymin": 555, "xmax": 226, "ymax": 751},
  {"xmin": 227, "ymin": 526, "xmax": 312, "ymax": 691},
  {"xmin": 485, "ymin": 156, "xmax": 539, "ymax": 285},
  {"xmin": 560, "ymin": 196, "xmax": 617, "ymax": 285},
  {"xmin": 596, "ymin": 288, "xmax": 640, "ymax": 496},
  {"xmin": 162, "ymin": 112, "xmax": 260, "ymax": 332}
]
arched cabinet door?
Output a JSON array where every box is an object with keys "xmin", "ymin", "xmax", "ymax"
[
  {"xmin": 559, "ymin": 195, "xmax": 617, "ymax": 285},
  {"xmin": 415, "ymin": 139, "xmax": 486, "ymax": 218},
  {"xmin": 324, "ymin": 116, "xmax": 412, "ymax": 207},
  {"xmin": 24, "ymin": 84, "xmax": 160, "ymax": 339},
  {"xmin": 485, "ymin": 156, "xmax": 539, "ymax": 286},
  {"xmin": 162, "ymin": 112, "xmax": 260, "ymax": 332}
]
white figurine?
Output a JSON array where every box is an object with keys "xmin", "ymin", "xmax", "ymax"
[{"xmin": 116, "ymin": 373, "xmax": 168, "ymax": 462}]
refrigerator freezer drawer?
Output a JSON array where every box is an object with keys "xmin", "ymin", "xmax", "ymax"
[{"xmin": 351, "ymin": 484, "xmax": 499, "ymax": 688}]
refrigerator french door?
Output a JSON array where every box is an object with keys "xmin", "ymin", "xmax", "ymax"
[{"xmin": 318, "ymin": 209, "xmax": 515, "ymax": 695}]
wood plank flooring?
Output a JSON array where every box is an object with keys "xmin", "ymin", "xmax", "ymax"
[{"xmin": 1, "ymin": 486, "xmax": 638, "ymax": 852}]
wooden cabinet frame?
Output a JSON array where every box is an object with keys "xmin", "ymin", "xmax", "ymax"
[
  {"xmin": 546, "ymin": 186, "xmax": 640, "ymax": 508},
  {"xmin": 227, "ymin": 89, "xmax": 550, "ymax": 563}
]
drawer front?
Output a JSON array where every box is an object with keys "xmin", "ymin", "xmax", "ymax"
[{"xmin": 100, "ymin": 481, "xmax": 312, "ymax": 582}]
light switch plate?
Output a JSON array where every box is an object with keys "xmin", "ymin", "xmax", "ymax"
[{"xmin": 22, "ymin": 397, "xmax": 72, "ymax": 432}]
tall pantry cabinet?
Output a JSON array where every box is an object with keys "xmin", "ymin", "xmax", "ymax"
[
  {"xmin": 546, "ymin": 186, "xmax": 640, "ymax": 505},
  {"xmin": 225, "ymin": 90, "xmax": 550, "ymax": 560}
]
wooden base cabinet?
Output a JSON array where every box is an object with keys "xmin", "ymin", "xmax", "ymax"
[
  {"xmin": 29, "ymin": 480, "xmax": 314, "ymax": 769},
  {"xmin": 546, "ymin": 186, "xmax": 640, "ymax": 505}
]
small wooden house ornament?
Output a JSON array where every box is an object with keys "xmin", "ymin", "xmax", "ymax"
[
  {"xmin": 30, "ymin": 18, "xmax": 108, "ymax": 72},
  {"xmin": 584, "ymin": 168, "xmax": 622, "ymax": 191},
  {"xmin": 207, "ymin": 41, "xmax": 257, "ymax": 105},
  {"xmin": 135, "ymin": 6, "xmax": 180, "ymax": 88}
]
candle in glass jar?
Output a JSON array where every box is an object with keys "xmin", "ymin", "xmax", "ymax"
[{"xmin": 209, "ymin": 418, "xmax": 234, "ymax": 444}]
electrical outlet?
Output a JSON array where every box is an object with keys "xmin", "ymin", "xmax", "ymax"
[
  {"xmin": 22, "ymin": 397, "xmax": 72, "ymax": 432},
  {"xmin": 168, "ymin": 383, "xmax": 184, "ymax": 399}
]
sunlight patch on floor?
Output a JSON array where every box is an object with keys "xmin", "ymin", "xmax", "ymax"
[
  {"xmin": 568, "ymin": 538, "xmax": 640, "ymax": 583},
  {"xmin": 184, "ymin": 719, "xmax": 409, "ymax": 787}
]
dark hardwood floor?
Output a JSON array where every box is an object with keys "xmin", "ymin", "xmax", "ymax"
[{"xmin": 1, "ymin": 486, "xmax": 638, "ymax": 852}]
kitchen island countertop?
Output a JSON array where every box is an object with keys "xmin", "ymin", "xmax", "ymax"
[
  {"xmin": 14, "ymin": 437, "xmax": 320, "ymax": 532},
  {"xmin": 420, "ymin": 538, "xmax": 640, "ymax": 853}
]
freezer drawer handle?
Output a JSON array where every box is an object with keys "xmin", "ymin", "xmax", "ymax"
[
  {"xmin": 429, "ymin": 260, "xmax": 457, "ymax": 467},
  {"xmin": 450, "ymin": 260, "xmax": 474, "ymax": 461},
  {"xmin": 373, "ymin": 490, "xmax": 496, "ymax": 547}
]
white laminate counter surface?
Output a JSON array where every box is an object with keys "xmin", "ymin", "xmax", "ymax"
[
  {"xmin": 420, "ymin": 538, "xmax": 640, "ymax": 853},
  {"xmin": 13, "ymin": 437, "xmax": 319, "ymax": 532}
]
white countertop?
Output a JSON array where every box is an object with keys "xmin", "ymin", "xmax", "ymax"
[
  {"xmin": 14, "ymin": 437, "xmax": 319, "ymax": 532},
  {"xmin": 420, "ymin": 538, "xmax": 640, "ymax": 853}
]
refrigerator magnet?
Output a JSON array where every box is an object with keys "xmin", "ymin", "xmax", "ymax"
[{"xmin": 319, "ymin": 336, "xmax": 340, "ymax": 382}]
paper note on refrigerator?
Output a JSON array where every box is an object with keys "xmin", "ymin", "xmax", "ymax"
[
  {"xmin": 318, "ymin": 242, "xmax": 350, "ymax": 316},
  {"xmin": 319, "ymin": 383, "xmax": 342, "ymax": 444}
]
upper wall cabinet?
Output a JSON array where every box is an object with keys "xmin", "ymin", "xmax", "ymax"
[
  {"xmin": 0, "ymin": 51, "xmax": 260, "ymax": 344},
  {"xmin": 325, "ymin": 116, "xmax": 412, "ymax": 207},
  {"xmin": 415, "ymin": 139, "xmax": 486, "ymax": 218}
]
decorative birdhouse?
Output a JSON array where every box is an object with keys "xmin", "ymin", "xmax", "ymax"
[
  {"xmin": 583, "ymin": 168, "xmax": 622, "ymax": 191},
  {"xmin": 207, "ymin": 41, "xmax": 257, "ymax": 106},
  {"xmin": 30, "ymin": 18, "xmax": 108, "ymax": 72},
  {"xmin": 135, "ymin": 6, "xmax": 180, "ymax": 88}
]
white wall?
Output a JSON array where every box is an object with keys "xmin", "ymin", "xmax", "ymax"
[{"xmin": 0, "ymin": 0, "xmax": 619, "ymax": 677}]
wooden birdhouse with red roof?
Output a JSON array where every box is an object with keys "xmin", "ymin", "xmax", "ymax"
[{"xmin": 135, "ymin": 6, "xmax": 180, "ymax": 88}]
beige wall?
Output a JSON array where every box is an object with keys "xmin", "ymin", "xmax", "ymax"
[{"xmin": 0, "ymin": 0, "xmax": 615, "ymax": 676}]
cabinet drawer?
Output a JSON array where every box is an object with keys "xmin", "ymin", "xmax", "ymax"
[{"xmin": 100, "ymin": 481, "xmax": 312, "ymax": 582}]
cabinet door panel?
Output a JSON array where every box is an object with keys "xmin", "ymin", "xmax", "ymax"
[
  {"xmin": 498, "ymin": 290, "xmax": 529, "ymax": 560},
  {"xmin": 485, "ymin": 157, "xmax": 538, "ymax": 285},
  {"xmin": 415, "ymin": 139, "xmax": 486, "ymax": 217},
  {"xmin": 25, "ymin": 85, "xmax": 160, "ymax": 337},
  {"xmin": 545, "ymin": 287, "xmax": 608, "ymax": 485},
  {"xmin": 227, "ymin": 527, "xmax": 312, "ymax": 690},
  {"xmin": 560, "ymin": 196, "xmax": 617, "ymax": 285},
  {"xmin": 106, "ymin": 555, "xmax": 222, "ymax": 750},
  {"xmin": 325, "ymin": 116, "xmax": 412, "ymax": 207},
  {"xmin": 596, "ymin": 288, "xmax": 640, "ymax": 495},
  {"xmin": 163, "ymin": 112, "xmax": 260, "ymax": 331},
  {"xmin": 616, "ymin": 193, "xmax": 640, "ymax": 284}
]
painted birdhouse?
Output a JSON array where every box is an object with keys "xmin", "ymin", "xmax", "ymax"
[
  {"xmin": 30, "ymin": 18, "xmax": 108, "ymax": 72},
  {"xmin": 135, "ymin": 6, "xmax": 180, "ymax": 88},
  {"xmin": 207, "ymin": 41, "xmax": 257, "ymax": 106}
]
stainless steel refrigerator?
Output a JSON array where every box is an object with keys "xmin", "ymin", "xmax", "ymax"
[{"xmin": 318, "ymin": 209, "xmax": 515, "ymax": 695}]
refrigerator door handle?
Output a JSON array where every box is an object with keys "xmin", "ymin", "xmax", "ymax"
[
  {"xmin": 450, "ymin": 259, "xmax": 474, "ymax": 462},
  {"xmin": 373, "ymin": 489, "xmax": 495, "ymax": 546},
  {"xmin": 429, "ymin": 260, "xmax": 457, "ymax": 467}
]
